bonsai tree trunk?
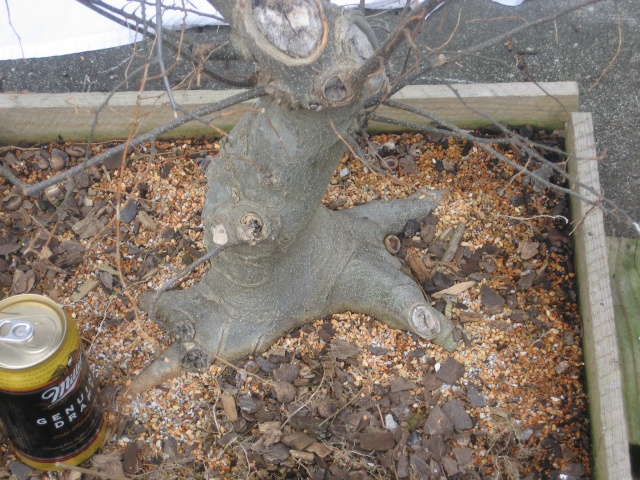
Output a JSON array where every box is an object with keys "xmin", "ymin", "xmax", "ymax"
[{"xmin": 135, "ymin": 0, "xmax": 455, "ymax": 391}]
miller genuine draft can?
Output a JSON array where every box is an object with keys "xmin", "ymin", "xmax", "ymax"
[{"xmin": 0, "ymin": 294, "xmax": 106, "ymax": 470}]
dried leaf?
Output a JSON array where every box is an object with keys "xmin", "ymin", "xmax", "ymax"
[
  {"xmin": 97, "ymin": 263, "xmax": 119, "ymax": 276},
  {"xmin": 123, "ymin": 441, "xmax": 141, "ymax": 474},
  {"xmin": 98, "ymin": 271, "xmax": 114, "ymax": 293},
  {"xmin": 305, "ymin": 442, "xmax": 332, "ymax": 459},
  {"xmin": 11, "ymin": 269, "xmax": 35, "ymax": 295},
  {"xmin": 119, "ymin": 200, "xmax": 138, "ymax": 223},
  {"xmin": 290, "ymin": 450, "xmax": 314, "ymax": 462},
  {"xmin": 359, "ymin": 430, "xmax": 395, "ymax": 451},
  {"xmin": 406, "ymin": 253, "xmax": 431, "ymax": 284},
  {"xmin": 519, "ymin": 240, "xmax": 539, "ymax": 260},
  {"xmin": 399, "ymin": 156, "xmax": 417, "ymax": 174},
  {"xmin": 257, "ymin": 421, "xmax": 283, "ymax": 447},
  {"xmin": 422, "ymin": 253, "xmax": 439, "ymax": 269},
  {"xmin": 479, "ymin": 284, "xmax": 505, "ymax": 309},
  {"xmin": 138, "ymin": 210, "xmax": 157, "ymax": 231},
  {"xmin": 72, "ymin": 210, "xmax": 106, "ymax": 239},
  {"xmin": 220, "ymin": 392, "xmax": 238, "ymax": 422},
  {"xmin": 431, "ymin": 281, "xmax": 476, "ymax": 299},
  {"xmin": 458, "ymin": 311, "xmax": 484, "ymax": 323}
]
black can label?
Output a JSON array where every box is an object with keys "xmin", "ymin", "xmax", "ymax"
[{"xmin": 0, "ymin": 348, "xmax": 104, "ymax": 463}]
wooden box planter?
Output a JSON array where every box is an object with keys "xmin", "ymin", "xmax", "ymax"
[{"xmin": 0, "ymin": 82, "xmax": 635, "ymax": 479}]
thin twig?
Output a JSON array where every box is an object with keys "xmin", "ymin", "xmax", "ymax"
[
  {"xmin": 590, "ymin": 10, "xmax": 622, "ymax": 89},
  {"xmin": 80, "ymin": 60, "xmax": 161, "ymax": 170},
  {"xmin": 54, "ymin": 462, "xmax": 128, "ymax": 480},
  {"xmin": 76, "ymin": 0, "xmax": 251, "ymax": 87},
  {"xmin": 114, "ymin": 62, "xmax": 152, "ymax": 293},
  {"xmin": 496, "ymin": 214, "xmax": 569, "ymax": 224},
  {"xmin": 211, "ymin": 353, "xmax": 274, "ymax": 387},
  {"xmin": 280, "ymin": 375, "xmax": 326, "ymax": 429},
  {"xmin": 138, "ymin": 0, "xmax": 225, "ymax": 22},
  {"xmin": 155, "ymin": 0, "xmax": 179, "ymax": 117},
  {"xmin": 379, "ymin": 99, "xmax": 583, "ymax": 200},
  {"xmin": 3, "ymin": 0, "xmax": 25, "ymax": 58},
  {"xmin": 349, "ymin": 0, "xmax": 446, "ymax": 88},
  {"xmin": 442, "ymin": 83, "xmax": 571, "ymax": 177},
  {"xmin": 108, "ymin": 64, "xmax": 159, "ymax": 349},
  {"xmin": 429, "ymin": 5, "xmax": 462, "ymax": 52},
  {"xmin": 365, "ymin": 0, "xmax": 607, "ymax": 108},
  {"xmin": 157, "ymin": 247, "xmax": 221, "ymax": 292},
  {"xmin": 327, "ymin": 115, "xmax": 431, "ymax": 198},
  {"xmin": 318, "ymin": 391, "xmax": 361, "ymax": 427}
]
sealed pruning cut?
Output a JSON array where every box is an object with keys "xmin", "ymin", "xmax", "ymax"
[{"xmin": 0, "ymin": 130, "xmax": 588, "ymax": 479}]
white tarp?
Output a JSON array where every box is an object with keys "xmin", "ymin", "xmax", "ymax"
[{"xmin": 0, "ymin": 0, "xmax": 525, "ymax": 60}]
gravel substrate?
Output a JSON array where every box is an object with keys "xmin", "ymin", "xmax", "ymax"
[{"xmin": 0, "ymin": 130, "xmax": 589, "ymax": 479}]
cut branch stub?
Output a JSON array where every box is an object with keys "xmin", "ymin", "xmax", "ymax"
[
  {"xmin": 252, "ymin": 0, "xmax": 324, "ymax": 59},
  {"xmin": 411, "ymin": 305, "xmax": 439, "ymax": 337},
  {"xmin": 209, "ymin": 202, "xmax": 273, "ymax": 248},
  {"xmin": 230, "ymin": 0, "xmax": 386, "ymax": 109}
]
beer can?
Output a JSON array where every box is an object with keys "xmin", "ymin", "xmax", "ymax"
[{"xmin": 0, "ymin": 294, "xmax": 107, "ymax": 470}]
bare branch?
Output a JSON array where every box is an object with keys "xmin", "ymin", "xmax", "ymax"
[
  {"xmin": 155, "ymin": 0, "xmax": 179, "ymax": 117},
  {"xmin": 139, "ymin": 0, "xmax": 225, "ymax": 22},
  {"xmin": 3, "ymin": 0, "xmax": 25, "ymax": 58},
  {"xmin": 76, "ymin": 0, "xmax": 252, "ymax": 87},
  {"xmin": 590, "ymin": 9, "xmax": 622, "ymax": 89},
  {"xmin": 349, "ymin": 0, "xmax": 447, "ymax": 89},
  {"xmin": 441, "ymin": 83, "xmax": 571, "ymax": 179},
  {"xmin": 365, "ymin": 0, "xmax": 607, "ymax": 108}
]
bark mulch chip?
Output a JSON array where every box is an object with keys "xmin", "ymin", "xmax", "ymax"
[
  {"xmin": 466, "ymin": 385, "xmax": 488, "ymax": 408},
  {"xmin": 272, "ymin": 381, "xmax": 296, "ymax": 403},
  {"xmin": 358, "ymin": 431, "xmax": 396, "ymax": 451},
  {"xmin": 390, "ymin": 377, "xmax": 417, "ymax": 392},
  {"xmin": 0, "ymin": 132, "xmax": 589, "ymax": 479},
  {"xmin": 442, "ymin": 398, "xmax": 474, "ymax": 430},
  {"xmin": 123, "ymin": 441, "xmax": 142, "ymax": 474},
  {"xmin": 273, "ymin": 363, "xmax": 301, "ymax": 383},
  {"xmin": 434, "ymin": 357, "xmax": 465, "ymax": 384},
  {"xmin": 424, "ymin": 405, "xmax": 455, "ymax": 439}
]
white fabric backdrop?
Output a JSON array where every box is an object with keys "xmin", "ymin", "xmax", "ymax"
[{"xmin": 0, "ymin": 0, "xmax": 525, "ymax": 60}]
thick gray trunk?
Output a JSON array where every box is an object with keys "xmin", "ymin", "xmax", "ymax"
[{"xmin": 133, "ymin": 0, "xmax": 454, "ymax": 392}]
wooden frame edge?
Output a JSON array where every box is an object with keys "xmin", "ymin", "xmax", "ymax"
[
  {"xmin": 1, "ymin": 83, "xmax": 629, "ymax": 480},
  {"xmin": 607, "ymin": 236, "xmax": 640, "ymax": 450},
  {"xmin": 0, "ymin": 82, "xmax": 578, "ymax": 144},
  {"xmin": 566, "ymin": 112, "xmax": 632, "ymax": 480}
]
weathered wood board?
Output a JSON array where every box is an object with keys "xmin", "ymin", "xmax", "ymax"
[
  {"xmin": 607, "ymin": 237, "xmax": 640, "ymax": 448},
  {"xmin": 567, "ymin": 112, "xmax": 632, "ymax": 480},
  {"xmin": 0, "ymin": 82, "xmax": 578, "ymax": 144},
  {"xmin": 0, "ymin": 81, "xmax": 632, "ymax": 479}
]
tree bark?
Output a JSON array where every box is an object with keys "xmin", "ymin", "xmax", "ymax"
[{"xmin": 134, "ymin": 0, "xmax": 455, "ymax": 392}]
